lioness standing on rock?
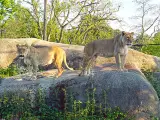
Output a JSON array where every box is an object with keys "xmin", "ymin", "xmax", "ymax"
[
  {"xmin": 79, "ymin": 31, "xmax": 134, "ymax": 76},
  {"xmin": 16, "ymin": 44, "xmax": 74, "ymax": 79}
]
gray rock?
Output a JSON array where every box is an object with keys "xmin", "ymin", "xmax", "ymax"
[
  {"xmin": 154, "ymin": 56, "xmax": 160, "ymax": 70},
  {"xmin": 0, "ymin": 69, "xmax": 159, "ymax": 119},
  {"xmin": 53, "ymin": 70, "xmax": 160, "ymax": 119}
]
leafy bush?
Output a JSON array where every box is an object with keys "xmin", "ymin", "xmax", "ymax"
[
  {"xmin": 141, "ymin": 45, "xmax": 160, "ymax": 57},
  {"xmin": 141, "ymin": 32, "xmax": 160, "ymax": 57},
  {"xmin": 142, "ymin": 71, "xmax": 160, "ymax": 120},
  {"xmin": 0, "ymin": 88, "xmax": 133, "ymax": 120},
  {"xmin": 0, "ymin": 65, "xmax": 19, "ymax": 78},
  {"xmin": 143, "ymin": 71, "xmax": 160, "ymax": 99}
]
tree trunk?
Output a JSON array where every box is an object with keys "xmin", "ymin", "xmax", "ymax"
[
  {"xmin": 43, "ymin": 0, "xmax": 47, "ymax": 40},
  {"xmin": 58, "ymin": 27, "xmax": 64, "ymax": 43}
]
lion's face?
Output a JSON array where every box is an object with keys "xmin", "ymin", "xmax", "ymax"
[
  {"xmin": 16, "ymin": 44, "xmax": 29, "ymax": 59},
  {"xmin": 121, "ymin": 31, "xmax": 134, "ymax": 46}
]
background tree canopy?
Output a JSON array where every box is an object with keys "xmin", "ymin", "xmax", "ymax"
[
  {"xmin": 141, "ymin": 32, "xmax": 160, "ymax": 57},
  {"xmin": 0, "ymin": 0, "xmax": 160, "ymax": 57},
  {"xmin": 0, "ymin": 0, "xmax": 121, "ymax": 45}
]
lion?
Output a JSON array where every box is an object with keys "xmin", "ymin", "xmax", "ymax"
[
  {"xmin": 79, "ymin": 31, "xmax": 134, "ymax": 76},
  {"xmin": 16, "ymin": 44, "xmax": 74, "ymax": 79}
]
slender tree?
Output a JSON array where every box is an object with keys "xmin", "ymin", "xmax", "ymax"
[
  {"xmin": 43, "ymin": 0, "xmax": 47, "ymax": 40},
  {"xmin": 132, "ymin": 0, "xmax": 160, "ymax": 42},
  {"xmin": 23, "ymin": 0, "xmax": 43, "ymax": 38}
]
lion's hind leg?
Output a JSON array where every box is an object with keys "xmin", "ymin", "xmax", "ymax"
[
  {"xmin": 79, "ymin": 53, "xmax": 97, "ymax": 76},
  {"xmin": 86, "ymin": 54, "xmax": 97, "ymax": 75},
  {"xmin": 79, "ymin": 54, "xmax": 90, "ymax": 76},
  {"xmin": 54, "ymin": 56, "xmax": 64, "ymax": 78}
]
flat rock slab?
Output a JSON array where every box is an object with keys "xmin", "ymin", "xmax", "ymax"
[
  {"xmin": 0, "ymin": 69, "xmax": 79, "ymax": 95},
  {"xmin": 0, "ymin": 65, "xmax": 146, "ymax": 95}
]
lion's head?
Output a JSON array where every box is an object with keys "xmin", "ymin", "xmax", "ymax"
[
  {"xmin": 16, "ymin": 44, "xmax": 29, "ymax": 59},
  {"xmin": 120, "ymin": 31, "xmax": 134, "ymax": 47}
]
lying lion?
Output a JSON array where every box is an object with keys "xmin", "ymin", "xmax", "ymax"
[
  {"xmin": 79, "ymin": 31, "xmax": 134, "ymax": 76},
  {"xmin": 16, "ymin": 44, "xmax": 74, "ymax": 79}
]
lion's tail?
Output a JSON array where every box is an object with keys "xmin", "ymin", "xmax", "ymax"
[{"xmin": 63, "ymin": 52, "xmax": 74, "ymax": 71}]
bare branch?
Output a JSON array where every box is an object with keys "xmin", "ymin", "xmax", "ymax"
[
  {"xmin": 132, "ymin": 0, "xmax": 160, "ymax": 41},
  {"xmin": 145, "ymin": 14, "xmax": 160, "ymax": 32}
]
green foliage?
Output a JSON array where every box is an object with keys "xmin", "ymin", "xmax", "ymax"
[
  {"xmin": 153, "ymin": 32, "xmax": 160, "ymax": 44},
  {"xmin": 0, "ymin": 91, "xmax": 33, "ymax": 119},
  {"xmin": 140, "ymin": 71, "xmax": 160, "ymax": 120},
  {"xmin": 59, "ymin": 15, "xmax": 118, "ymax": 45},
  {"xmin": 75, "ymin": 15, "xmax": 114, "ymax": 45},
  {"xmin": 0, "ymin": 88, "xmax": 132, "ymax": 120},
  {"xmin": 1, "ymin": 0, "xmax": 120, "ymax": 45},
  {"xmin": 2, "ymin": 5, "xmax": 41, "ymax": 38},
  {"xmin": 47, "ymin": 19, "xmax": 60, "ymax": 42},
  {"xmin": 143, "ymin": 70, "xmax": 160, "ymax": 99},
  {"xmin": 0, "ymin": 65, "xmax": 18, "ymax": 78},
  {"xmin": 141, "ymin": 45, "xmax": 160, "ymax": 57},
  {"xmin": 0, "ymin": 0, "xmax": 17, "ymax": 30},
  {"xmin": 141, "ymin": 32, "xmax": 160, "ymax": 57}
]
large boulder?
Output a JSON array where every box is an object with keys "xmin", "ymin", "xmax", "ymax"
[
  {"xmin": 0, "ymin": 38, "xmax": 160, "ymax": 72},
  {"xmin": 53, "ymin": 70, "xmax": 160, "ymax": 119},
  {"xmin": 0, "ymin": 67, "xmax": 159, "ymax": 119}
]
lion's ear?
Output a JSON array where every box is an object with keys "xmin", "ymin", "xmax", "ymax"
[{"xmin": 122, "ymin": 31, "xmax": 125, "ymax": 36}]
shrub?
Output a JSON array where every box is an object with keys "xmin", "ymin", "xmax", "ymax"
[
  {"xmin": 141, "ymin": 45, "xmax": 160, "ymax": 57},
  {"xmin": 0, "ymin": 65, "xmax": 19, "ymax": 78},
  {"xmin": 0, "ymin": 88, "xmax": 133, "ymax": 120},
  {"xmin": 143, "ymin": 70, "xmax": 160, "ymax": 99}
]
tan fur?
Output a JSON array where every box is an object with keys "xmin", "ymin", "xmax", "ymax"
[
  {"xmin": 16, "ymin": 44, "xmax": 74, "ymax": 79},
  {"xmin": 79, "ymin": 31, "xmax": 134, "ymax": 76}
]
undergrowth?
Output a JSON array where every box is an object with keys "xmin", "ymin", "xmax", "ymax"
[
  {"xmin": 142, "ymin": 70, "xmax": 160, "ymax": 120},
  {"xmin": 0, "ymin": 87, "xmax": 133, "ymax": 120},
  {"xmin": 0, "ymin": 65, "xmax": 19, "ymax": 78},
  {"xmin": 143, "ymin": 70, "xmax": 160, "ymax": 99}
]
